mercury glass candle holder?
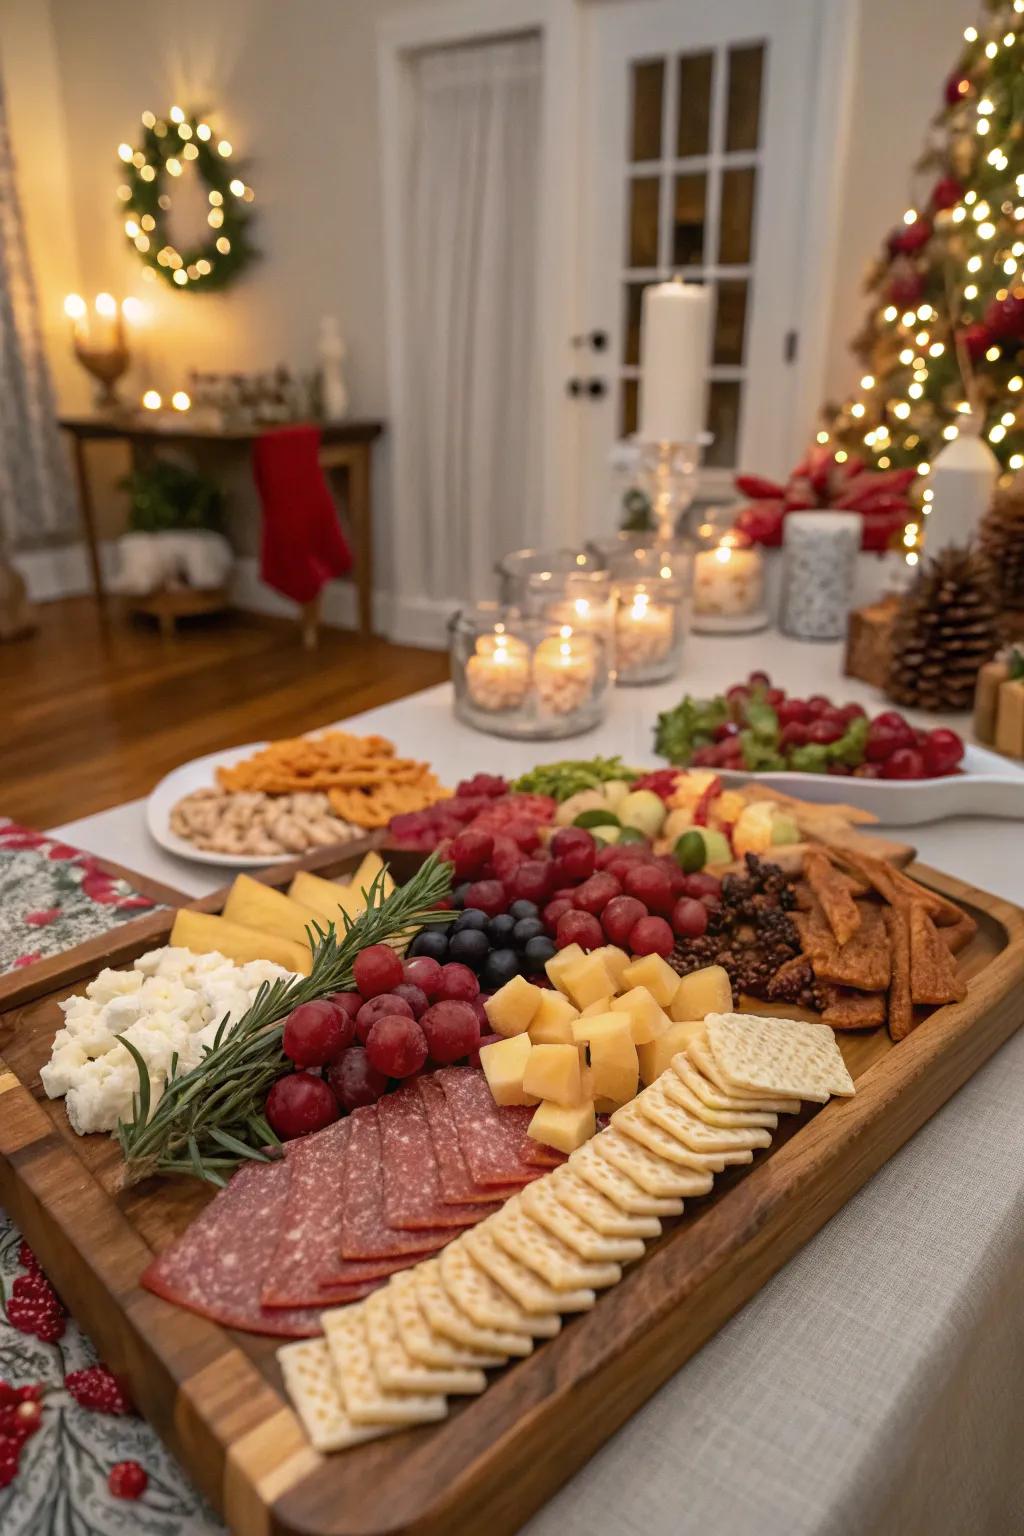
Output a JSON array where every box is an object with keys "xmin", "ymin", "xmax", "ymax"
[
  {"xmin": 449, "ymin": 602, "xmax": 610, "ymax": 739},
  {"xmin": 692, "ymin": 508, "xmax": 769, "ymax": 633},
  {"xmin": 606, "ymin": 545, "xmax": 691, "ymax": 686},
  {"xmin": 495, "ymin": 546, "xmax": 606, "ymax": 607}
]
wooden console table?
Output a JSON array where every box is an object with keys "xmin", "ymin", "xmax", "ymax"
[{"xmin": 58, "ymin": 416, "xmax": 384, "ymax": 638}]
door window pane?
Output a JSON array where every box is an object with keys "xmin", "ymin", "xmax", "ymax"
[
  {"xmin": 623, "ymin": 281, "xmax": 653, "ymax": 366},
  {"xmin": 705, "ymin": 380, "xmax": 742, "ymax": 468},
  {"xmin": 718, "ymin": 167, "xmax": 756, "ymax": 264},
  {"xmin": 676, "ymin": 52, "xmax": 713, "ymax": 157},
  {"xmin": 713, "ymin": 279, "xmax": 748, "ymax": 365},
  {"xmin": 627, "ymin": 176, "xmax": 660, "ymax": 267},
  {"xmin": 630, "ymin": 60, "xmax": 664, "ymax": 162},
  {"xmin": 726, "ymin": 44, "xmax": 764, "ymax": 153},
  {"xmin": 672, "ymin": 173, "xmax": 706, "ymax": 266},
  {"xmin": 621, "ymin": 378, "xmax": 639, "ymax": 436}
]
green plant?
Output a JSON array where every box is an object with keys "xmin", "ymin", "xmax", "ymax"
[{"xmin": 121, "ymin": 459, "xmax": 224, "ymax": 533}]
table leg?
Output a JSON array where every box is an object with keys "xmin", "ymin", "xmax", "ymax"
[
  {"xmin": 350, "ymin": 446, "xmax": 373, "ymax": 639},
  {"xmin": 70, "ymin": 435, "xmax": 105, "ymax": 605}
]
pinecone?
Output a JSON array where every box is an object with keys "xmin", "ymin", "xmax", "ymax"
[
  {"xmin": 978, "ymin": 479, "xmax": 1024, "ymax": 610},
  {"xmin": 887, "ymin": 546, "xmax": 1003, "ymax": 711}
]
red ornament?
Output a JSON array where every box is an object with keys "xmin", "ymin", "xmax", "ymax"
[
  {"xmin": 984, "ymin": 291, "xmax": 1024, "ymax": 340},
  {"xmin": 108, "ymin": 1460, "xmax": 148, "ymax": 1500},
  {"xmin": 944, "ymin": 69, "xmax": 972, "ymax": 107},
  {"xmin": 886, "ymin": 268, "xmax": 925, "ymax": 307},
  {"xmin": 930, "ymin": 175, "xmax": 964, "ymax": 210},
  {"xmin": 960, "ymin": 321, "xmax": 993, "ymax": 360},
  {"xmin": 887, "ymin": 220, "xmax": 932, "ymax": 258}
]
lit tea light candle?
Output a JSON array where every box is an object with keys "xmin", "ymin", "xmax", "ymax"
[
  {"xmin": 615, "ymin": 589, "xmax": 673, "ymax": 673},
  {"xmin": 694, "ymin": 534, "xmax": 764, "ymax": 618},
  {"xmin": 466, "ymin": 629, "xmax": 530, "ymax": 711},
  {"xmin": 533, "ymin": 626, "xmax": 597, "ymax": 715}
]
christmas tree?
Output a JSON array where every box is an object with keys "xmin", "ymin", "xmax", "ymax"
[{"xmin": 824, "ymin": 0, "xmax": 1024, "ymax": 553}]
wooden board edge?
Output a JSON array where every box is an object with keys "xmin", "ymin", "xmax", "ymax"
[{"xmin": 193, "ymin": 831, "xmax": 387, "ymax": 911}]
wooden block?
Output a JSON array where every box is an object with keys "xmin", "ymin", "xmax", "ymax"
[
  {"xmin": 843, "ymin": 596, "xmax": 899, "ymax": 687},
  {"xmin": 994, "ymin": 677, "xmax": 1024, "ymax": 758},
  {"xmin": 973, "ymin": 660, "xmax": 1009, "ymax": 745}
]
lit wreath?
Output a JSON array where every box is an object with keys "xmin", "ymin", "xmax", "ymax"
[{"xmin": 116, "ymin": 107, "xmax": 257, "ymax": 291}]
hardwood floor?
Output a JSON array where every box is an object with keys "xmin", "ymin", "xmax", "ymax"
[{"xmin": 0, "ymin": 598, "xmax": 449, "ymax": 829}]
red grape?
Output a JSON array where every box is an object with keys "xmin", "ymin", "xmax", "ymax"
[
  {"xmin": 923, "ymin": 727, "xmax": 964, "ymax": 777},
  {"xmin": 390, "ymin": 982, "xmax": 429, "ymax": 1019},
  {"xmin": 365, "ymin": 1015, "xmax": 429, "ymax": 1077},
  {"xmin": 464, "ymin": 879, "xmax": 508, "ymax": 916},
  {"xmin": 748, "ymin": 670, "xmax": 771, "ymax": 686},
  {"xmin": 780, "ymin": 721, "xmax": 810, "ymax": 749},
  {"xmin": 882, "ymin": 747, "xmax": 925, "ymax": 780},
  {"xmin": 355, "ymin": 993, "xmax": 414, "ymax": 1043},
  {"xmin": 671, "ymin": 898, "xmax": 709, "ymax": 938},
  {"xmin": 601, "ymin": 895, "xmax": 648, "ymax": 946},
  {"xmin": 777, "ymin": 698, "xmax": 812, "ymax": 726},
  {"xmin": 353, "ymin": 944, "xmax": 404, "ymax": 998},
  {"xmin": 726, "ymin": 684, "xmax": 750, "ymax": 711},
  {"xmin": 553, "ymin": 840, "xmax": 597, "ymax": 884},
  {"xmin": 468, "ymin": 1031, "xmax": 503, "ymax": 1069},
  {"xmin": 542, "ymin": 897, "xmax": 574, "ymax": 933},
  {"xmin": 436, "ymin": 962, "xmax": 481, "ymax": 1001},
  {"xmin": 489, "ymin": 836, "xmax": 523, "ymax": 883},
  {"xmin": 402, "ymin": 955, "xmax": 444, "ymax": 998},
  {"xmin": 683, "ymin": 872, "xmax": 721, "ymax": 899},
  {"xmin": 555, "ymin": 909, "xmax": 604, "ymax": 950},
  {"xmin": 805, "ymin": 695, "xmax": 833, "ymax": 718},
  {"xmin": 691, "ymin": 745, "xmax": 719, "ymax": 767},
  {"xmin": 572, "ymin": 872, "xmax": 622, "ymax": 915},
  {"xmin": 628, "ymin": 915, "xmax": 675, "ymax": 957},
  {"xmin": 282, "ymin": 1000, "xmax": 353, "ymax": 1067},
  {"xmin": 327, "ymin": 1046, "xmax": 388, "ymax": 1111},
  {"xmin": 807, "ymin": 718, "xmax": 844, "ymax": 746},
  {"xmin": 326, "ymin": 991, "xmax": 362, "ymax": 1025},
  {"xmin": 266, "ymin": 1073, "xmax": 339, "ymax": 1139},
  {"xmin": 713, "ymin": 720, "xmax": 740, "ymax": 742},
  {"xmin": 866, "ymin": 718, "xmax": 914, "ymax": 762},
  {"xmin": 503, "ymin": 818, "xmax": 541, "ymax": 852},
  {"xmin": 450, "ymin": 829, "xmax": 494, "ymax": 878},
  {"xmin": 874, "ymin": 710, "xmax": 911, "ymax": 731},
  {"xmin": 509, "ymin": 860, "xmax": 554, "ymax": 904},
  {"xmin": 550, "ymin": 826, "xmax": 595, "ymax": 859},
  {"xmin": 838, "ymin": 702, "xmax": 867, "ymax": 722},
  {"xmin": 765, "ymin": 687, "xmax": 786, "ymax": 707},
  {"xmin": 420, "ymin": 1000, "xmax": 480, "ymax": 1063},
  {"xmin": 622, "ymin": 863, "xmax": 674, "ymax": 914}
]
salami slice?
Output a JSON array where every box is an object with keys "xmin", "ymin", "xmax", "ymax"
[
  {"xmin": 522, "ymin": 1141, "xmax": 568, "ymax": 1169},
  {"xmin": 339, "ymin": 1105, "xmax": 452, "ymax": 1261},
  {"xmin": 436, "ymin": 1067, "xmax": 546, "ymax": 1188},
  {"xmin": 261, "ymin": 1119, "xmax": 401, "ymax": 1308},
  {"xmin": 378, "ymin": 1085, "xmax": 485, "ymax": 1232},
  {"xmin": 141, "ymin": 1160, "xmax": 322, "ymax": 1338},
  {"xmin": 416, "ymin": 1077, "xmax": 513, "ymax": 1207}
]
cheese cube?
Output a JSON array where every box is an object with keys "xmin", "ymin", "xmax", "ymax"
[
  {"xmin": 484, "ymin": 975, "xmax": 543, "ymax": 1038},
  {"xmin": 528, "ymin": 1098, "xmax": 596, "ymax": 1154},
  {"xmin": 588, "ymin": 1025, "xmax": 639, "ymax": 1106},
  {"xmin": 613, "ymin": 986, "xmax": 671, "ymax": 1046},
  {"xmin": 669, "ymin": 964, "xmax": 733, "ymax": 1022},
  {"xmin": 637, "ymin": 1020, "xmax": 705, "ymax": 1084},
  {"xmin": 479, "ymin": 1034, "xmax": 537, "ymax": 1106},
  {"xmin": 545, "ymin": 943, "xmax": 584, "ymax": 993},
  {"xmin": 522, "ymin": 1043, "xmax": 584, "ymax": 1108},
  {"xmin": 594, "ymin": 1095, "xmax": 621, "ymax": 1115},
  {"xmin": 621, "ymin": 953, "xmax": 679, "ymax": 1007},
  {"xmin": 581, "ymin": 995, "xmax": 614, "ymax": 1017},
  {"xmin": 529, "ymin": 989, "xmax": 579, "ymax": 1045},
  {"xmin": 593, "ymin": 945, "xmax": 630, "ymax": 989},
  {"xmin": 570, "ymin": 1010, "xmax": 632, "ymax": 1046},
  {"xmin": 561, "ymin": 953, "xmax": 616, "ymax": 1010}
]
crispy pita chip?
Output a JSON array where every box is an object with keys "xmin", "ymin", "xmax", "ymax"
[
  {"xmin": 796, "ymin": 902, "xmax": 890, "ymax": 992},
  {"xmin": 909, "ymin": 903, "xmax": 967, "ymax": 1006},
  {"xmin": 838, "ymin": 850, "xmax": 971, "ymax": 933},
  {"xmin": 883, "ymin": 905, "xmax": 914, "ymax": 1042},
  {"xmin": 938, "ymin": 913, "xmax": 976, "ymax": 954},
  {"xmin": 819, "ymin": 988, "xmax": 887, "ymax": 1030},
  {"xmin": 804, "ymin": 848, "xmax": 862, "ymax": 946}
]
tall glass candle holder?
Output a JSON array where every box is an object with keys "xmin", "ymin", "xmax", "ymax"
[
  {"xmin": 523, "ymin": 568, "xmax": 617, "ymax": 677},
  {"xmin": 607, "ymin": 546, "xmax": 691, "ymax": 686},
  {"xmin": 692, "ymin": 509, "xmax": 769, "ymax": 633},
  {"xmin": 496, "ymin": 546, "xmax": 606, "ymax": 607},
  {"xmin": 449, "ymin": 602, "xmax": 610, "ymax": 739}
]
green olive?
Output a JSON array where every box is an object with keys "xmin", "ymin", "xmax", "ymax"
[{"xmin": 674, "ymin": 829, "xmax": 707, "ymax": 873}]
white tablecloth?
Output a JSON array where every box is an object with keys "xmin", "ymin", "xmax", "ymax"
[{"xmin": 39, "ymin": 632, "xmax": 1024, "ymax": 1535}]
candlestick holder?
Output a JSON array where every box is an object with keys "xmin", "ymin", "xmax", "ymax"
[{"xmin": 633, "ymin": 441, "xmax": 701, "ymax": 541}]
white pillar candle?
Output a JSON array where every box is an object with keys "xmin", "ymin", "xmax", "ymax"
[
  {"xmin": 694, "ymin": 538, "xmax": 764, "ymax": 617},
  {"xmin": 638, "ymin": 281, "xmax": 711, "ymax": 444},
  {"xmin": 924, "ymin": 413, "xmax": 1000, "ymax": 555}
]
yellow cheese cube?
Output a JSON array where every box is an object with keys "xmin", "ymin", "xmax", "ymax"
[
  {"xmin": 669, "ymin": 965, "xmax": 733, "ymax": 1022},
  {"xmin": 570, "ymin": 1010, "xmax": 632, "ymax": 1046},
  {"xmin": 588, "ymin": 1026, "xmax": 639, "ymax": 1105},
  {"xmin": 561, "ymin": 953, "xmax": 616, "ymax": 1010},
  {"xmin": 593, "ymin": 945, "xmax": 630, "ymax": 989},
  {"xmin": 222, "ymin": 875, "xmax": 322, "ymax": 949},
  {"xmin": 581, "ymin": 995, "xmax": 614, "ymax": 1017},
  {"xmin": 479, "ymin": 1033, "xmax": 537, "ymax": 1106},
  {"xmin": 594, "ymin": 1095, "xmax": 621, "ymax": 1115},
  {"xmin": 484, "ymin": 975, "xmax": 543, "ymax": 1037},
  {"xmin": 170, "ymin": 910, "xmax": 310, "ymax": 975},
  {"xmin": 637, "ymin": 1020, "xmax": 705, "ymax": 1085},
  {"xmin": 522, "ymin": 1043, "xmax": 584, "ymax": 1108},
  {"xmin": 527, "ymin": 1097, "xmax": 596, "ymax": 1154},
  {"xmin": 545, "ymin": 943, "xmax": 584, "ymax": 993},
  {"xmin": 621, "ymin": 952, "xmax": 680, "ymax": 1007},
  {"xmin": 614, "ymin": 986, "xmax": 671, "ymax": 1046},
  {"xmin": 528, "ymin": 990, "xmax": 579, "ymax": 1045}
]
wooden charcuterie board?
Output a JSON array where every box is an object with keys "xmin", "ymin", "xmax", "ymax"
[{"xmin": 1, "ymin": 844, "xmax": 1022, "ymax": 1536}]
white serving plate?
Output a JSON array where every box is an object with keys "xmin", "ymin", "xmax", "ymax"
[
  {"xmin": 147, "ymin": 741, "xmax": 299, "ymax": 868},
  {"xmin": 717, "ymin": 742, "xmax": 1024, "ymax": 826}
]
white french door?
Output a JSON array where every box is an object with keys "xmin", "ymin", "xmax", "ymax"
[{"xmin": 570, "ymin": 0, "xmax": 823, "ymax": 531}]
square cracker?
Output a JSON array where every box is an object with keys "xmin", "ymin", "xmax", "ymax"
[
  {"xmin": 322, "ymin": 1306, "xmax": 448, "ymax": 1426},
  {"xmin": 673, "ymin": 1052, "xmax": 799, "ymax": 1115},
  {"xmin": 705, "ymin": 1013, "xmax": 854, "ymax": 1101},
  {"xmin": 568, "ymin": 1139, "xmax": 684, "ymax": 1216},
  {"xmin": 612, "ymin": 1098, "xmax": 752, "ymax": 1169},
  {"xmin": 277, "ymin": 1337, "xmax": 389, "ymax": 1453},
  {"xmin": 489, "ymin": 1206, "xmax": 621, "ymax": 1292},
  {"xmin": 548, "ymin": 1165, "xmax": 662, "ymax": 1239},
  {"xmin": 387, "ymin": 1271, "xmax": 504, "ymax": 1369},
  {"xmin": 594, "ymin": 1127, "xmax": 716, "ymax": 1199},
  {"xmin": 462, "ymin": 1225, "xmax": 596, "ymax": 1315},
  {"xmin": 414, "ymin": 1259, "xmax": 533, "ymax": 1358},
  {"xmin": 688, "ymin": 1036, "xmax": 798, "ymax": 1104},
  {"xmin": 439, "ymin": 1241, "xmax": 561, "ymax": 1337},
  {"xmin": 636, "ymin": 1077, "xmax": 773, "ymax": 1154},
  {"xmin": 520, "ymin": 1176, "xmax": 646, "ymax": 1263},
  {"xmin": 364, "ymin": 1287, "xmax": 487, "ymax": 1397},
  {"xmin": 662, "ymin": 1070, "xmax": 778, "ymax": 1129}
]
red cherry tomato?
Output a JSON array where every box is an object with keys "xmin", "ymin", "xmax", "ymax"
[
  {"xmin": 923, "ymin": 727, "xmax": 964, "ymax": 777},
  {"xmin": 866, "ymin": 717, "xmax": 915, "ymax": 761},
  {"xmin": 807, "ymin": 718, "xmax": 844, "ymax": 746},
  {"xmin": 838, "ymin": 702, "xmax": 867, "ymax": 722},
  {"xmin": 780, "ymin": 721, "xmax": 810, "ymax": 749},
  {"xmin": 805, "ymin": 695, "xmax": 833, "ymax": 718},
  {"xmin": 776, "ymin": 698, "xmax": 813, "ymax": 726},
  {"xmin": 881, "ymin": 747, "xmax": 926, "ymax": 780}
]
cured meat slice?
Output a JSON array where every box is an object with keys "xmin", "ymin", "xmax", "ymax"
[
  {"xmin": 262, "ymin": 1119, "xmax": 401, "ymax": 1309},
  {"xmin": 436, "ymin": 1068, "xmax": 546, "ymax": 1188},
  {"xmin": 378, "ymin": 1085, "xmax": 485, "ymax": 1232},
  {"xmin": 522, "ymin": 1141, "xmax": 568, "ymax": 1169},
  {"xmin": 340, "ymin": 1105, "xmax": 452, "ymax": 1261},
  {"xmin": 416, "ymin": 1077, "xmax": 513, "ymax": 1207},
  {"xmin": 141, "ymin": 1160, "xmax": 322, "ymax": 1338}
]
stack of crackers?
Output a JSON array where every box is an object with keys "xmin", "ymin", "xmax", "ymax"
[
  {"xmin": 278, "ymin": 1014, "xmax": 853, "ymax": 1453},
  {"xmin": 788, "ymin": 848, "xmax": 974, "ymax": 1040}
]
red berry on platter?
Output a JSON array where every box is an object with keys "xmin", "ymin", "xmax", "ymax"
[
  {"xmin": 450, "ymin": 829, "xmax": 494, "ymax": 878},
  {"xmin": 503, "ymin": 818, "xmax": 541, "ymax": 852},
  {"xmin": 806, "ymin": 718, "xmax": 844, "ymax": 746},
  {"xmin": 436, "ymin": 962, "xmax": 480, "ymax": 1002},
  {"xmin": 325, "ymin": 991, "xmax": 362, "ymax": 1025},
  {"xmin": 282, "ymin": 1000, "xmax": 352, "ymax": 1067},
  {"xmin": 713, "ymin": 720, "xmax": 740, "ymax": 742},
  {"xmin": 327, "ymin": 1046, "xmax": 388, "ymax": 1111},
  {"xmin": 601, "ymin": 895, "xmax": 649, "ymax": 947},
  {"xmin": 874, "ymin": 710, "xmax": 911, "ymax": 731},
  {"xmin": 463, "ymin": 879, "xmax": 507, "ymax": 916},
  {"xmin": 403, "ymin": 955, "xmax": 444, "ymax": 998},
  {"xmin": 682, "ymin": 871, "xmax": 722, "ymax": 899},
  {"xmin": 866, "ymin": 716, "xmax": 915, "ymax": 761},
  {"xmin": 553, "ymin": 840, "xmax": 597, "ymax": 884},
  {"xmin": 488, "ymin": 837, "xmax": 522, "ymax": 883},
  {"xmin": 923, "ymin": 727, "xmax": 964, "ymax": 777},
  {"xmin": 509, "ymin": 860, "xmax": 553, "ymax": 904},
  {"xmin": 882, "ymin": 747, "xmax": 926, "ymax": 780},
  {"xmin": 550, "ymin": 826, "xmax": 594, "ymax": 859},
  {"xmin": 838, "ymin": 702, "xmax": 867, "ymax": 722},
  {"xmin": 555, "ymin": 909, "xmax": 604, "ymax": 950},
  {"xmin": 671, "ymin": 897, "xmax": 709, "ymax": 938},
  {"xmin": 622, "ymin": 863, "xmax": 674, "ymax": 914},
  {"xmin": 355, "ymin": 992, "xmax": 413, "ymax": 1043},
  {"xmin": 420, "ymin": 1000, "xmax": 480, "ymax": 1063},
  {"xmin": 108, "ymin": 1460, "xmax": 148, "ymax": 1500},
  {"xmin": 804, "ymin": 695, "xmax": 833, "ymax": 718},
  {"xmin": 780, "ymin": 721, "xmax": 809, "ymax": 749},
  {"xmin": 266, "ymin": 1073, "xmax": 338, "ymax": 1140},
  {"xmin": 542, "ymin": 898, "xmax": 574, "ymax": 934},
  {"xmin": 572, "ymin": 873, "xmax": 622, "ymax": 916},
  {"xmin": 65, "ymin": 1366, "xmax": 133, "ymax": 1416},
  {"xmin": 390, "ymin": 982, "xmax": 429, "ymax": 1018},
  {"xmin": 365, "ymin": 1015, "xmax": 429, "ymax": 1078},
  {"xmin": 776, "ymin": 698, "xmax": 812, "ymax": 726},
  {"xmin": 353, "ymin": 944, "xmax": 404, "ymax": 999},
  {"xmin": 628, "ymin": 915, "xmax": 675, "ymax": 957},
  {"xmin": 725, "ymin": 684, "xmax": 750, "ymax": 709},
  {"xmin": 747, "ymin": 670, "xmax": 771, "ymax": 687}
]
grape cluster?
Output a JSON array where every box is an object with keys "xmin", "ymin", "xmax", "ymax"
[{"xmin": 409, "ymin": 898, "xmax": 555, "ymax": 990}]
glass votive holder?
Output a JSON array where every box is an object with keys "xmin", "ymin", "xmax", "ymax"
[
  {"xmin": 522, "ymin": 568, "xmax": 617, "ymax": 676},
  {"xmin": 608, "ymin": 547, "xmax": 691, "ymax": 686},
  {"xmin": 692, "ymin": 508, "xmax": 769, "ymax": 633},
  {"xmin": 449, "ymin": 602, "xmax": 610, "ymax": 739},
  {"xmin": 495, "ymin": 546, "xmax": 606, "ymax": 607}
]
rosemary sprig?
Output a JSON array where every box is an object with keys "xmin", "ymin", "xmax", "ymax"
[{"xmin": 115, "ymin": 854, "xmax": 454, "ymax": 1186}]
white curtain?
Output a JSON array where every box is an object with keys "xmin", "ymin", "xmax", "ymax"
[
  {"xmin": 0, "ymin": 70, "xmax": 76, "ymax": 549},
  {"xmin": 402, "ymin": 34, "xmax": 542, "ymax": 608}
]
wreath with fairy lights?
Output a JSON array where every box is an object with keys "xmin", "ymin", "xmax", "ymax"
[{"xmin": 116, "ymin": 107, "xmax": 257, "ymax": 292}]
